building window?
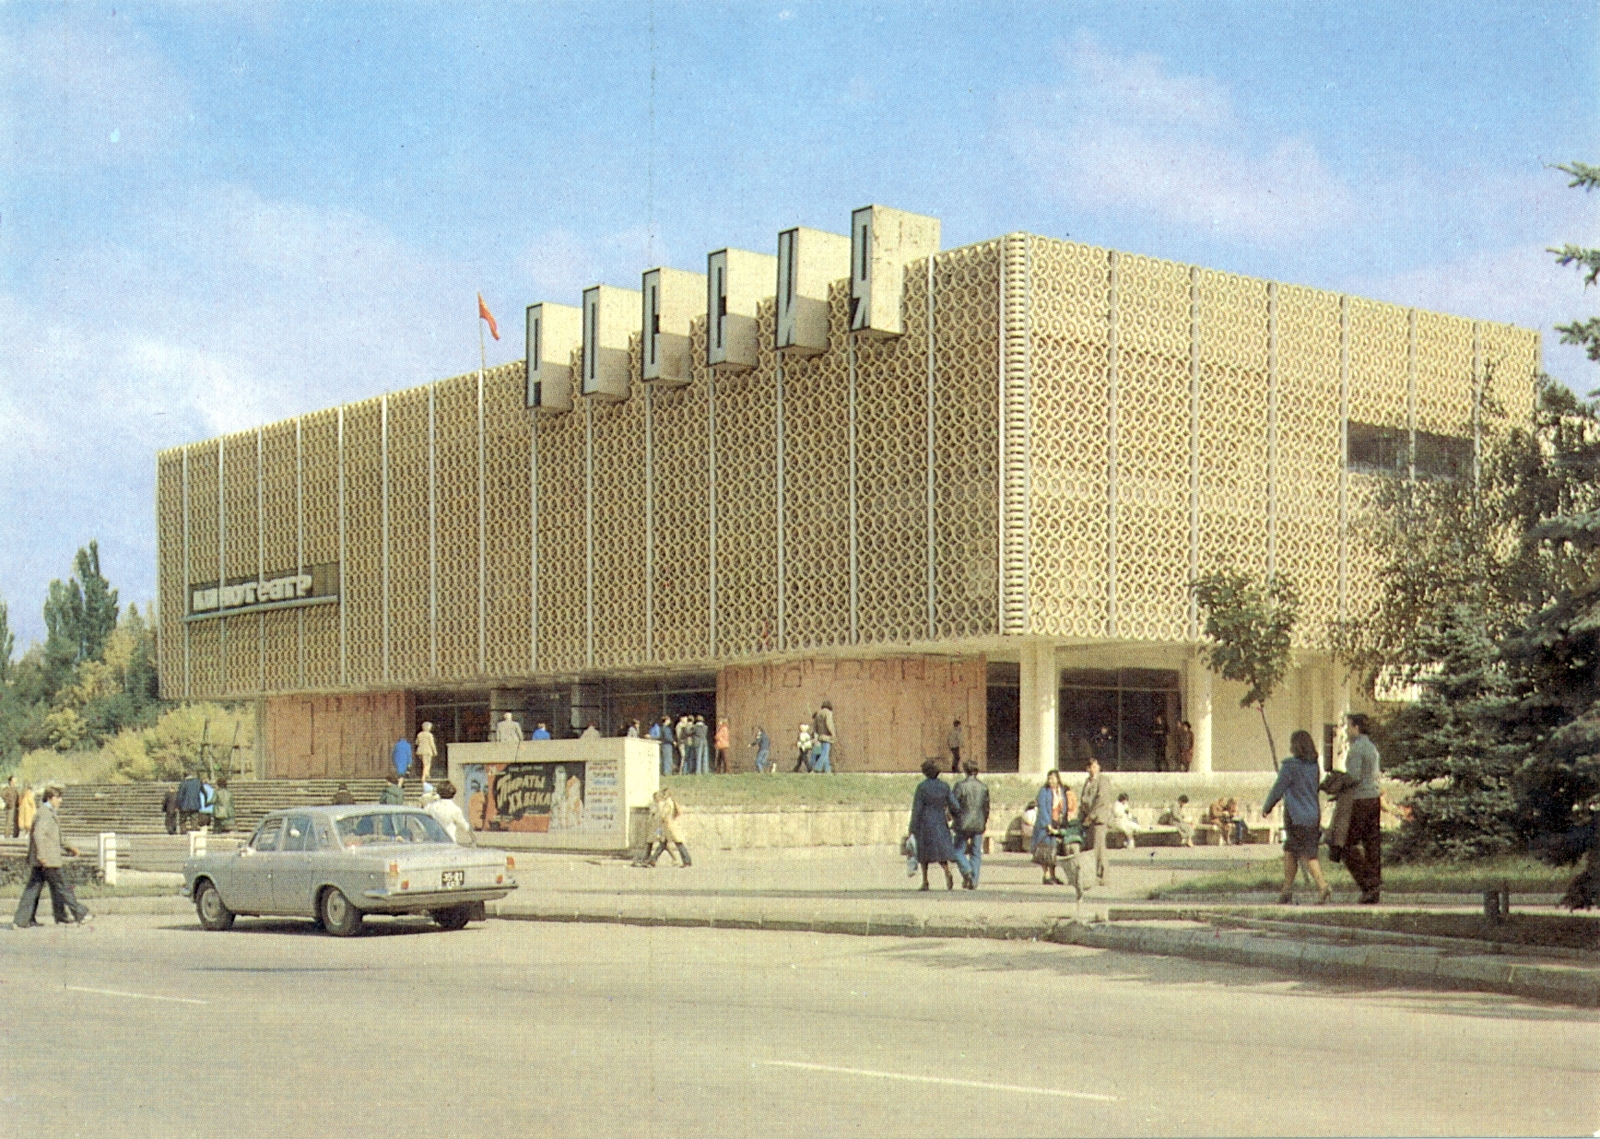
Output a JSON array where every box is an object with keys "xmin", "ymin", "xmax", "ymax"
[
  {"xmin": 1346, "ymin": 422, "xmax": 1406, "ymax": 475},
  {"xmin": 1414, "ymin": 430, "xmax": 1474, "ymax": 481},
  {"xmin": 1346, "ymin": 422, "xmax": 1473, "ymax": 481},
  {"xmin": 1059, "ymin": 668, "xmax": 1181, "ymax": 773}
]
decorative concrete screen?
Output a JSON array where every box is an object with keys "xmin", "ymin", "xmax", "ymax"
[{"xmin": 446, "ymin": 738, "xmax": 659, "ymax": 852}]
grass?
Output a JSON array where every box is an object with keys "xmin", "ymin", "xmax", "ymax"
[
  {"xmin": 664, "ymin": 770, "xmax": 1288, "ymax": 814},
  {"xmin": 1229, "ymin": 909, "xmax": 1600, "ymax": 953},
  {"xmin": 1147, "ymin": 854, "xmax": 1575, "ymax": 898}
]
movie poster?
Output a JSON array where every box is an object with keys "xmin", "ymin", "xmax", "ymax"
[{"xmin": 462, "ymin": 761, "xmax": 595, "ymax": 833}]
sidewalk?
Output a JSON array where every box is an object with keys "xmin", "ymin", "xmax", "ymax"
[
  {"xmin": 13, "ymin": 842, "xmax": 1596, "ymax": 1006},
  {"xmin": 486, "ymin": 842, "xmax": 1600, "ymax": 1007}
]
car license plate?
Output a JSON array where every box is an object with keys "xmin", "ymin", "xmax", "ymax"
[{"xmin": 441, "ymin": 870, "xmax": 465, "ymax": 889}]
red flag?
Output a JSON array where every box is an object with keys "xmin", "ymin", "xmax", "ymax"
[{"xmin": 477, "ymin": 293, "xmax": 500, "ymax": 340}]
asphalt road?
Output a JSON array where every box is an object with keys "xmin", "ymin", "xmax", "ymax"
[{"xmin": 3, "ymin": 914, "xmax": 1595, "ymax": 1138}]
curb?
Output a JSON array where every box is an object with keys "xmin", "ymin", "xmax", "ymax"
[
  {"xmin": 486, "ymin": 902, "xmax": 1599, "ymax": 1007},
  {"xmin": 16, "ymin": 893, "xmax": 1594, "ymax": 1007}
]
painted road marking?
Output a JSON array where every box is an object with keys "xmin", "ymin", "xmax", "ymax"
[
  {"xmin": 65, "ymin": 986, "xmax": 208, "ymax": 1006},
  {"xmin": 762, "ymin": 1060, "xmax": 1117, "ymax": 1101}
]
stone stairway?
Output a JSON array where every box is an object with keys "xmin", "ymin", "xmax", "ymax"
[{"xmin": 59, "ymin": 779, "xmax": 430, "ymax": 840}]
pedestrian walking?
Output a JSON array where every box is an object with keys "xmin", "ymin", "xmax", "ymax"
[
  {"xmin": 16, "ymin": 783, "xmax": 35, "ymax": 835},
  {"xmin": 811, "ymin": 701, "xmax": 835, "ymax": 772},
  {"xmin": 177, "ymin": 770, "xmax": 203, "ymax": 831},
  {"xmin": 950, "ymin": 760, "xmax": 989, "ymax": 889},
  {"xmin": 494, "ymin": 712, "xmax": 524, "ymax": 743},
  {"xmin": 160, "ymin": 783, "xmax": 180, "ymax": 835},
  {"xmin": 634, "ymin": 787, "xmax": 691, "ymax": 868},
  {"xmin": 793, "ymin": 722, "xmax": 814, "ymax": 772},
  {"xmin": 1078, "ymin": 758, "xmax": 1115, "ymax": 887},
  {"xmin": 331, "ymin": 782, "xmax": 355, "ymax": 805},
  {"xmin": 199, "ymin": 779, "xmax": 216, "ymax": 830},
  {"xmin": 424, "ymin": 781, "xmax": 475, "ymax": 844},
  {"xmin": 946, "ymin": 719, "xmax": 964, "ymax": 774},
  {"xmin": 12, "ymin": 787, "xmax": 91, "ymax": 928},
  {"xmin": 1263, "ymin": 730, "xmax": 1333, "ymax": 905},
  {"xmin": 3, "ymin": 775, "xmax": 18, "ymax": 839},
  {"xmin": 714, "ymin": 718, "xmax": 731, "ymax": 774},
  {"xmin": 1342, "ymin": 713, "xmax": 1384, "ymax": 904},
  {"xmin": 750, "ymin": 725, "xmax": 771, "ymax": 774},
  {"xmin": 380, "ymin": 772, "xmax": 405, "ymax": 805},
  {"xmin": 212, "ymin": 778, "xmax": 235, "ymax": 834},
  {"xmin": 531, "ymin": 722, "xmax": 552, "ymax": 740},
  {"xmin": 907, "ymin": 759, "xmax": 971, "ymax": 891},
  {"xmin": 415, "ymin": 721, "xmax": 438, "ymax": 781}
]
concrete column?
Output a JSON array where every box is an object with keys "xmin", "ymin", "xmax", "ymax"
[
  {"xmin": 1185, "ymin": 651, "xmax": 1213, "ymax": 775},
  {"xmin": 253, "ymin": 698, "xmax": 267, "ymax": 780},
  {"xmin": 1017, "ymin": 640, "xmax": 1059, "ymax": 777}
]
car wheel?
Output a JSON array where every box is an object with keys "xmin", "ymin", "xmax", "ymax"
[
  {"xmin": 319, "ymin": 887, "xmax": 364, "ymax": 937},
  {"xmin": 195, "ymin": 880, "xmax": 235, "ymax": 931},
  {"xmin": 431, "ymin": 905, "xmax": 473, "ymax": 931}
]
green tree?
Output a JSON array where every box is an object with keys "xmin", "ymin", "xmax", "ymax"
[
  {"xmin": 1550, "ymin": 161, "xmax": 1600, "ymax": 367},
  {"xmin": 42, "ymin": 540, "xmax": 120, "ymax": 670},
  {"xmin": 0, "ymin": 596, "xmax": 14, "ymax": 686},
  {"xmin": 1190, "ymin": 569, "xmax": 1299, "ymax": 771}
]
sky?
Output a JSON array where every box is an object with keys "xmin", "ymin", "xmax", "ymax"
[{"xmin": 1, "ymin": 1, "xmax": 1597, "ymax": 649}]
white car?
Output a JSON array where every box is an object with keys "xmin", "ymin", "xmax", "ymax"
[{"xmin": 183, "ymin": 805, "xmax": 517, "ymax": 936}]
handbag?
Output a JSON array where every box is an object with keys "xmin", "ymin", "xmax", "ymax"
[{"xmin": 901, "ymin": 833, "xmax": 918, "ymax": 876}]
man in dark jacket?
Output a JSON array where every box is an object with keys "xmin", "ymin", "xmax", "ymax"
[
  {"xmin": 161, "ymin": 784, "xmax": 180, "ymax": 834},
  {"xmin": 177, "ymin": 771, "xmax": 204, "ymax": 832},
  {"xmin": 13, "ymin": 786, "xmax": 90, "ymax": 928},
  {"xmin": 949, "ymin": 761, "xmax": 990, "ymax": 889}
]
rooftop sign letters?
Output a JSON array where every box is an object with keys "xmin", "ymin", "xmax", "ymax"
[{"xmin": 186, "ymin": 563, "xmax": 339, "ymax": 620}]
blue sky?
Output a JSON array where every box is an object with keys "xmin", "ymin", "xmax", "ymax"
[{"xmin": 2, "ymin": 1, "xmax": 1597, "ymax": 649}]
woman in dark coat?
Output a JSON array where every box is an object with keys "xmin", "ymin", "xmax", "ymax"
[{"xmin": 909, "ymin": 759, "xmax": 970, "ymax": 891}]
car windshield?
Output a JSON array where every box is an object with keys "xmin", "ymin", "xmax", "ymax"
[{"xmin": 335, "ymin": 811, "xmax": 452, "ymax": 847}]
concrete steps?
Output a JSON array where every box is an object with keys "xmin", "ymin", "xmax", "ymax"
[{"xmin": 59, "ymin": 779, "xmax": 429, "ymax": 839}]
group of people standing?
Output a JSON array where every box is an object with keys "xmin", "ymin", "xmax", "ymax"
[
  {"xmin": 160, "ymin": 771, "xmax": 235, "ymax": 834},
  {"xmin": 650, "ymin": 715, "xmax": 732, "ymax": 775},
  {"xmin": 646, "ymin": 702, "xmax": 837, "ymax": 777},
  {"xmin": 1030, "ymin": 758, "xmax": 1118, "ymax": 896}
]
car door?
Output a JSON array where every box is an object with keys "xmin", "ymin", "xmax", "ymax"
[
  {"xmin": 230, "ymin": 818, "xmax": 284, "ymax": 913},
  {"xmin": 270, "ymin": 814, "xmax": 318, "ymax": 915}
]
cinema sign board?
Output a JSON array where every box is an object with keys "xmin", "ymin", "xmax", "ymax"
[{"xmin": 186, "ymin": 563, "xmax": 339, "ymax": 620}]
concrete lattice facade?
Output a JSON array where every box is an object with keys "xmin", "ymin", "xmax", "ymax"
[{"xmin": 155, "ymin": 214, "xmax": 1540, "ymax": 776}]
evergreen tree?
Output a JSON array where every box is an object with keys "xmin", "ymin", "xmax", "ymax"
[{"xmin": 1383, "ymin": 603, "xmax": 1518, "ymax": 861}]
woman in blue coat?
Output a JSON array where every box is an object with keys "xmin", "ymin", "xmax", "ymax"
[{"xmin": 909, "ymin": 759, "xmax": 971, "ymax": 891}]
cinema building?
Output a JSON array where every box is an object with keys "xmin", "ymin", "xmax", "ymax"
[{"xmin": 154, "ymin": 207, "xmax": 1539, "ymax": 778}]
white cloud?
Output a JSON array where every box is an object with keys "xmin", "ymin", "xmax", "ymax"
[
  {"xmin": 0, "ymin": 16, "xmax": 190, "ymax": 173},
  {"xmin": 517, "ymin": 225, "xmax": 672, "ymax": 304},
  {"xmin": 1004, "ymin": 33, "xmax": 1351, "ymax": 245},
  {"xmin": 1361, "ymin": 242, "xmax": 1600, "ymax": 391},
  {"xmin": 0, "ymin": 183, "xmax": 497, "ymax": 644}
]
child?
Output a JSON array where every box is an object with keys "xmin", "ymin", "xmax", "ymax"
[{"xmin": 793, "ymin": 722, "xmax": 814, "ymax": 772}]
